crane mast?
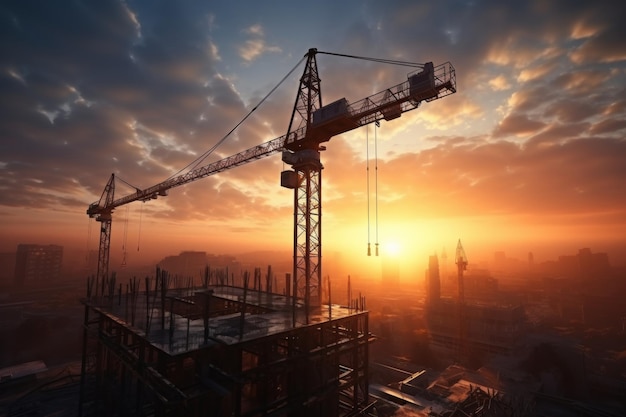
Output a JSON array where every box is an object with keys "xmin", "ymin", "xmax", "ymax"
[
  {"xmin": 455, "ymin": 239, "xmax": 468, "ymax": 361},
  {"xmin": 87, "ymin": 48, "xmax": 456, "ymax": 313}
]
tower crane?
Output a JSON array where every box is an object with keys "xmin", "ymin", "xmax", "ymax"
[
  {"xmin": 87, "ymin": 48, "xmax": 456, "ymax": 315},
  {"xmin": 455, "ymin": 239, "xmax": 468, "ymax": 361}
]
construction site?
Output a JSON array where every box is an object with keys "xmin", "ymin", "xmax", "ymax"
[
  {"xmin": 78, "ymin": 268, "xmax": 372, "ymax": 416},
  {"xmin": 77, "ymin": 49, "xmax": 457, "ymax": 416}
]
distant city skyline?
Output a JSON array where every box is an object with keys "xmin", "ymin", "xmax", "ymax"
[
  {"xmin": 13, "ymin": 244, "xmax": 63, "ymax": 285},
  {"xmin": 2, "ymin": 241, "xmax": 620, "ymax": 290}
]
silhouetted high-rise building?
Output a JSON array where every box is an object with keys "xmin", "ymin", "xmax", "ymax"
[
  {"xmin": 14, "ymin": 244, "xmax": 63, "ymax": 285},
  {"xmin": 556, "ymin": 248, "xmax": 611, "ymax": 281},
  {"xmin": 158, "ymin": 251, "xmax": 207, "ymax": 280},
  {"xmin": 577, "ymin": 247, "xmax": 611, "ymax": 280},
  {"xmin": 426, "ymin": 254, "xmax": 441, "ymax": 303}
]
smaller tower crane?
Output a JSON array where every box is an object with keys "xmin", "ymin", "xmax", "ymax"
[
  {"xmin": 455, "ymin": 239, "xmax": 468, "ymax": 361},
  {"xmin": 455, "ymin": 239, "xmax": 467, "ymax": 302}
]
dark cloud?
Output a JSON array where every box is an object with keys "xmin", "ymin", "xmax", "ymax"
[
  {"xmin": 544, "ymin": 100, "xmax": 597, "ymax": 123},
  {"xmin": 0, "ymin": 0, "xmax": 273, "ymax": 215},
  {"xmin": 588, "ymin": 118, "xmax": 626, "ymax": 135},
  {"xmin": 551, "ymin": 70, "xmax": 612, "ymax": 94},
  {"xmin": 493, "ymin": 114, "xmax": 546, "ymax": 138},
  {"xmin": 525, "ymin": 123, "xmax": 591, "ymax": 149},
  {"xmin": 570, "ymin": 12, "xmax": 626, "ymax": 64}
]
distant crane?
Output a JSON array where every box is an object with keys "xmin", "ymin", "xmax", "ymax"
[
  {"xmin": 87, "ymin": 48, "xmax": 456, "ymax": 316},
  {"xmin": 455, "ymin": 239, "xmax": 467, "ymax": 303},
  {"xmin": 455, "ymin": 239, "xmax": 468, "ymax": 361}
]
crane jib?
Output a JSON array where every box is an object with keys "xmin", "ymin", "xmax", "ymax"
[{"xmin": 90, "ymin": 61, "xmax": 456, "ymax": 215}]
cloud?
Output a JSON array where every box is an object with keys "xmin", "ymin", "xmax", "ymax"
[
  {"xmin": 244, "ymin": 24, "xmax": 264, "ymax": 36},
  {"xmin": 488, "ymin": 74, "xmax": 511, "ymax": 91},
  {"xmin": 544, "ymin": 99, "xmax": 597, "ymax": 123},
  {"xmin": 570, "ymin": 17, "xmax": 604, "ymax": 40},
  {"xmin": 493, "ymin": 113, "xmax": 546, "ymax": 138},
  {"xmin": 524, "ymin": 122, "xmax": 591, "ymax": 150},
  {"xmin": 238, "ymin": 39, "xmax": 282, "ymax": 63},
  {"xmin": 551, "ymin": 69, "xmax": 612, "ymax": 94},
  {"xmin": 441, "ymin": 137, "xmax": 622, "ymax": 216},
  {"xmin": 0, "ymin": 1, "xmax": 249, "ymax": 214},
  {"xmin": 517, "ymin": 60, "xmax": 558, "ymax": 82},
  {"xmin": 588, "ymin": 118, "xmax": 626, "ymax": 135},
  {"xmin": 571, "ymin": 2, "xmax": 626, "ymax": 60},
  {"xmin": 238, "ymin": 24, "xmax": 282, "ymax": 63},
  {"xmin": 415, "ymin": 94, "xmax": 484, "ymax": 130}
]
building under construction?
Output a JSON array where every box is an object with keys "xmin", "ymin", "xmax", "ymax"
[{"xmin": 78, "ymin": 268, "xmax": 373, "ymax": 416}]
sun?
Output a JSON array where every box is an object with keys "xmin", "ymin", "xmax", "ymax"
[{"xmin": 384, "ymin": 241, "xmax": 402, "ymax": 257}]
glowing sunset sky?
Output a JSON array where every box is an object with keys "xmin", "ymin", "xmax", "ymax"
[{"xmin": 1, "ymin": 1, "xmax": 625, "ymax": 277}]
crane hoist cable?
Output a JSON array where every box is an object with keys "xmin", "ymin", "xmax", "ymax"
[
  {"xmin": 121, "ymin": 205, "xmax": 130, "ymax": 266},
  {"xmin": 137, "ymin": 202, "xmax": 143, "ymax": 252},
  {"xmin": 113, "ymin": 177, "xmax": 143, "ymax": 240},
  {"xmin": 375, "ymin": 120, "xmax": 380, "ymax": 256},
  {"xmin": 366, "ymin": 121, "xmax": 381, "ymax": 256},
  {"xmin": 366, "ymin": 124, "xmax": 370, "ymax": 256},
  {"xmin": 114, "ymin": 175, "xmax": 139, "ymax": 260}
]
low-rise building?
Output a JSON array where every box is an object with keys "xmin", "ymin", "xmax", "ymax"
[{"xmin": 14, "ymin": 244, "xmax": 63, "ymax": 286}]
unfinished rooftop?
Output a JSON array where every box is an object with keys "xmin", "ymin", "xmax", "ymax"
[{"xmin": 79, "ymin": 269, "xmax": 373, "ymax": 417}]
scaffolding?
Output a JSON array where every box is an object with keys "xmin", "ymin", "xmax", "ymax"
[{"xmin": 78, "ymin": 269, "xmax": 373, "ymax": 416}]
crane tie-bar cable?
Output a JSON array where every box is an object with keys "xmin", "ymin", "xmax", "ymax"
[
  {"xmin": 165, "ymin": 54, "xmax": 308, "ymax": 181},
  {"xmin": 317, "ymin": 51, "xmax": 425, "ymax": 68},
  {"xmin": 116, "ymin": 176, "xmax": 142, "ymax": 192},
  {"xmin": 137, "ymin": 203, "xmax": 143, "ymax": 252}
]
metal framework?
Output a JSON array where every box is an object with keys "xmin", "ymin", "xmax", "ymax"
[
  {"xmin": 285, "ymin": 50, "xmax": 324, "ymax": 313},
  {"xmin": 79, "ymin": 277, "xmax": 372, "ymax": 417},
  {"xmin": 293, "ymin": 158, "xmax": 322, "ymax": 316},
  {"xmin": 94, "ymin": 174, "xmax": 115, "ymax": 288}
]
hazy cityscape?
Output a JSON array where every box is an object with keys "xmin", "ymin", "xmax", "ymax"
[{"xmin": 1, "ymin": 241, "xmax": 625, "ymax": 415}]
